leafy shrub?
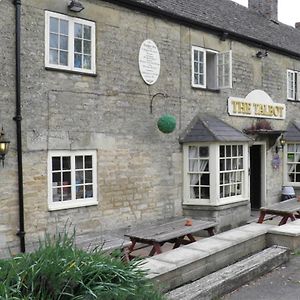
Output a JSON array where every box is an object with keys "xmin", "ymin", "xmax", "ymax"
[{"xmin": 0, "ymin": 231, "xmax": 164, "ymax": 300}]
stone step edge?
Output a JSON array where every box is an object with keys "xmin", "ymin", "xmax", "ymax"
[{"xmin": 166, "ymin": 245, "xmax": 290, "ymax": 300}]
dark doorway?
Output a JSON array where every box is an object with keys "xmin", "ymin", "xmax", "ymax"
[{"xmin": 250, "ymin": 145, "xmax": 261, "ymax": 210}]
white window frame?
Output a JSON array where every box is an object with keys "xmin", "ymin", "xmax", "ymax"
[
  {"xmin": 287, "ymin": 69, "xmax": 300, "ymax": 101},
  {"xmin": 191, "ymin": 46, "xmax": 232, "ymax": 90},
  {"xmin": 45, "ymin": 11, "xmax": 96, "ymax": 74},
  {"xmin": 183, "ymin": 143, "xmax": 248, "ymax": 206},
  {"xmin": 48, "ymin": 150, "xmax": 98, "ymax": 211},
  {"xmin": 284, "ymin": 143, "xmax": 300, "ymax": 187}
]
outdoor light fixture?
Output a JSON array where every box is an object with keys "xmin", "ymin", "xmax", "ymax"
[
  {"xmin": 68, "ymin": 0, "xmax": 85, "ymax": 12},
  {"xmin": 0, "ymin": 127, "xmax": 10, "ymax": 167},
  {"xmin": 256, "ymin": 50, "xmax": 268, "ymax": 58},
  {"xmin": 280, "ymin": 136, "xmax": 286, "ymax": 148}
]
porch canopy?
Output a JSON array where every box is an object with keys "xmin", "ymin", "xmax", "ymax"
[
  {"xmin": 284, "ymin": 120, "xmax": 300, "ymax": 141},
  {"xmin": 179, "ymin": 114, "xmax": 251, "ymax": 143}
]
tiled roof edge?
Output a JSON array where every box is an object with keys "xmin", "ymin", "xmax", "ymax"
[{"xmin": 102, "ymin": 0, "xmax": 300, "ymax": 60}]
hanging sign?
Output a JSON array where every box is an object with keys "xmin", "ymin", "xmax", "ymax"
[
  {"xmin": 228, "ymin": 90, "xmax": 286, "ymax": 120},
  {"xmin": 138, "ymin": 39, "xmax": 160, "ymax": 85}
]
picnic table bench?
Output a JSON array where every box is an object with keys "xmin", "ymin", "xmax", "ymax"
[
  {"xmin": 258, "ymin": 198, "xmax": 300, "ymax": 225},
  {"xmin": 125, "ymin": 218, "xmax": 217, "ymax": 257}
]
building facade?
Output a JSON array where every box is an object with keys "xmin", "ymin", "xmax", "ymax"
[{"xmin": 1, "ymin": 0, "xmax": 300, "ymax": 256}]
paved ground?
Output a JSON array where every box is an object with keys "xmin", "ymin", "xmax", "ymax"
[{"xmin": 222, "ymin": 253, "xmax": 300, "ymax": 300}]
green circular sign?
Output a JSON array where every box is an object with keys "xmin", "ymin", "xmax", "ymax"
[{"xmin": 157, "ymin": 114, "xmax": 176, "ymax": 134}]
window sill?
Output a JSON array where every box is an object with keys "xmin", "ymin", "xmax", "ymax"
[
  {"xmin": 287, "ymin": 99, "xmax": 300, "ymax": 103},
  {"xmin": 191, "ymin": 86, "xmax": 221, "ymax": 93},
  {"xmin": 48, "ymin": 199, "xmax": 98, "ymax": 211},
  {"xmin": 45, "ymin": 66, "xmax": 97, "ymax": 77},
  {"xmin": 183, "ymin": 197, "xmax": 249, "ymax": 207}
]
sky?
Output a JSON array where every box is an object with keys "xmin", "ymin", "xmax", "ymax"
[{"xmin": 232, "ymin": 0, "xmax": 300, "ymax": 27}]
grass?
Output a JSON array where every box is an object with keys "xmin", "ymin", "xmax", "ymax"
[{"xmin": 0, "ymin": 230, "xmax": 165, "ymax": 300}]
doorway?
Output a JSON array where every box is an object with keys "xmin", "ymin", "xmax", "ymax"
[{"xmin": 250, "ymin": 145, "xmax": 263, "ymax": 210}]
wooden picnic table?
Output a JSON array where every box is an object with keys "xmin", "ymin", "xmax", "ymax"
[
  {"xmin": 125, "ymin": 218, "xmax": 217, "ymax": 257},
  {"xmin": 257, "ymin": 198, "xmax": 300, "ymax": 225}
]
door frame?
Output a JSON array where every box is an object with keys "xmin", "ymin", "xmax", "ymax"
[{"xmin": 249, "ymin": 142, "xmax": 266, "ymax": 208}]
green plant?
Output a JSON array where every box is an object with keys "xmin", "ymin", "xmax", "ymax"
[{"xmin": 0, "ymin": 230, "xmax": 165, "ymax": 300}]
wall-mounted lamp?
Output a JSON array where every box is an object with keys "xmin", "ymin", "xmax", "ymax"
[
  {"xmin": 256, "ymin": 50, "xmax": 268, "ymax": 58},
  {"xmin": 279, "ymin": 136, "xmax": 286, "ymax": 148},
  {"xmin": 0, "ymin": 128, "xmax": 10, "ymax": 167},
  {"xmin": 275, "ymin": 135, "xmax": 286, "ymax": 153},
  {"xmin": 68, "ymin": 0, "xmax": 85, "ymax": 12}
]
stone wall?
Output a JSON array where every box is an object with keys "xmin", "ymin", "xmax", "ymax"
[{"xmin": 1, "ymin": 0, "xmax": 300, "ymax": 255}]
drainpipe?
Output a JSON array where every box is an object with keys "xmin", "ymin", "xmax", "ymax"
[{"xmin": 14, "ymin": 0, "xmax": 25, "ymax": 253}]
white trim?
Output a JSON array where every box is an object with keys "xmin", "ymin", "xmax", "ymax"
[
  {"xmin": 45, "ymin": 11, "xmax": 96, "ymax": 74},
  {"xmin": 183, "ymin": 142, "xmax": 248, "ymax": 206},
  {"xmin": 217, "ymin": 50, "xmax": 232, "ymax": 89},
  {"xmin": 283, "ymin": 143, "xmax": 300, "ymax": 187},
  {"xmin": 287, "ymin": 69, "xmax": 296, "ymax": 100},
  {"xmin": 48, "ymin": 150, "xmax": 98, "ymax": 211},
  {"xmin": 191, "ymin": 46, "xmax": 206, "ymax": 88}
]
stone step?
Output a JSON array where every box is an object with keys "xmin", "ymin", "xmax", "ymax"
[{"xmin": 166, "ymin": 245, "xmax": 290, "ymax": 300}]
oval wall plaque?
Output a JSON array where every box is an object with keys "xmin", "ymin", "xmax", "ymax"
[{"xmin": 138, "ymin": 39, "xmax": 160, "ymax": 85}]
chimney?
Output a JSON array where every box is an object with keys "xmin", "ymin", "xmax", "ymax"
[
  {"xmin": 295, "ymin": 22, "xmax": 300, "ymax": 29},
  {"xmin": 248, "ymin": 0, "xmax": 278, "ymax": 20}
]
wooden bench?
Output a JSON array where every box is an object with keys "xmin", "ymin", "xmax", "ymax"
[
  {"xmin": 258, "ymin": 198, "xmax": 300, "ymax": 225},
  {"xmin": 125, "ymin": 218, "xmax": 217, "ymax": 257},
  {"xmin": 76, "ymin": 235, "xmax": 131, "ymax": 261}
]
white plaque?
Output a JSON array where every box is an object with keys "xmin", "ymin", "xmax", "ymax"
[{"xmin": 138, "ymin": 39, "xmax": 160, "ymax": 85}]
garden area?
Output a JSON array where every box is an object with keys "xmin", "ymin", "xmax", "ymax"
[{"xmin": 0, "ymin": 231, "xmax": 165, "ymax": 300}]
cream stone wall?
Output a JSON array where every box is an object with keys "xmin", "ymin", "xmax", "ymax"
[{"xmin": 1, "ymin": 0, "xmax": 300, "ymax": 255}]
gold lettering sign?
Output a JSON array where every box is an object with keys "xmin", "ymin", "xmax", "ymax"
[{"xmin": 228, "ymin": 94, "xmax": 286, "ymax": 120}]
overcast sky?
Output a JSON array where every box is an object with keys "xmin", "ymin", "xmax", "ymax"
[{"xmin": 232, "ymin": 0, "xmax": 299, "ymax": 27}]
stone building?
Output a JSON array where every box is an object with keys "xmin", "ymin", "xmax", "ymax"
[{"xmin": 1, "ymin": 0, "xmax": 300, "ymax": 256}]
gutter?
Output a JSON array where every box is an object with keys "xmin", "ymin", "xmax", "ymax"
[
  {"xmin": 14, "ymin": 0, "xmax": 25, "ymax": 253},
  {"xmin": 103, "ymin": 0, "xmax": 300, "ymax": 60}
]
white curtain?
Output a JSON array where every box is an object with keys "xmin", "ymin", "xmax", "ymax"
[
  {"xmin": 189, "ymin": 147, "xmax": 208, "ymax": 198},
  {"xmin": 288, "ymin": 144, "xmax": 300, "ymax": 180}
]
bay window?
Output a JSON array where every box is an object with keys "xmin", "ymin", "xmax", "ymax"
[{"xmin": 184, "ymin": 143, "xmax": 248, "ymax": 205}]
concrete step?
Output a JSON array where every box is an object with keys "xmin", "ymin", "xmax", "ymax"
[{"xmin": 166, "ymin": 245, "xmax": 290, "ymax": 300}]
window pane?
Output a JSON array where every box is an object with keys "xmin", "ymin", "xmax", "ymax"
[
  {"xmin": 74, "ymin": 38, "xmax": 82, "ymax": 53},
  {"xmin": 52, "ymin": 188, "xmax": 62, "ymax": 202},
  {"xmin": 83, "ymin": 40, "xmax": 91, "ymax": 54},
  {"xmin": 194, "ymin": 62, "xmax": 198, "ymax": 72},
  {"xmin": 63, "ymin": 172, "xmax": 71, "ymax": 185},
  {"xmin": 49, "ymin": 49, "xmax": 58, "ymax": 64},
  {"xmin": 220, "ymin": 159, "xmax": 225, "ymax": 171},
  {"xmin": 85, "ymin": 170, "xmax": 93, "ymax": 183},
  {"xmin": 63, "ymin": 187, "xmax": 71, "ymax": 201},
  {"xmin": 63, "ymin": 157, "xmax": 71, "ymax": 170},
  {"xmin": 201, "ymin": 187, "xmax": 210, "ymax": 199},
  {"xmin": 83, "ymin": 55, "xmax": 91, "ymax": 69},
  {"xmin": 50, "ymin": 17, "xmax": 58, "ymax": 33},
  {"xmin": 60, "ymin": 19, "xmax": 68, "ymax": 35},
  {"xmin": 84, "ymin": 25, "xmax": 91, "ymax": 40},
  {"xmin": 74, "ymin": 23, "xmax": 82, "ymax": 38},
  {"xmin": 74, "ymin": 54, "xmax": 82, "ymax": 68},
  {"xmin": 85, "ymin": 156, "xmax": 93, "ymax": 168},
  {"xmin": 199, "ymin": 147, "xmax": 209, "ymax": 157},
  {"xmin": 76, "ymin": 186, "xmax": 84, "ymax": 199},
  {"xmin": 52, "ymin": 173, "xmax": 61, "ymax": 186},
  {"xmin": 220, "ymin": 146, "xmax": 225, "ymax": 157},
  {"xmin": 60, "ymin": 51, "xmax": 68, "ymax": 66},
  {"xmin": 76, "ymin": 171, "xmax": 84, "ymax": 184},
  {"xmin": 52, "ymin": 157, "xmax": 61, "ymax": 171},
  {"xmin": 50, "ymin": 33, "xmax": 58, "ymax": 48},
  {"xmin": 85, "ymin": 185, "xmax": 93, "ymax": 198},
  {"xmin": 60, "ymin": 36, "xmax": 68, "ymax": 50},
  {"xmin": 191, "ymin": 187, "xmax": 199, "ymax": 199},
  {"xmin": 200, "ymin": 174, "xmax": 209, "ymax": 185},
  {"xmin": 226, "ymin": 146, "xmax": 231, "ymax": 157},
  {"xmin": 76, "ymin": 156, "xmax": 83, "ymax": 169}
]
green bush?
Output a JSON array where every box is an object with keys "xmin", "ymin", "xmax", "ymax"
[{"xmin": 0, "ymin": 231, "xmax": 165, "ymax": 300}]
